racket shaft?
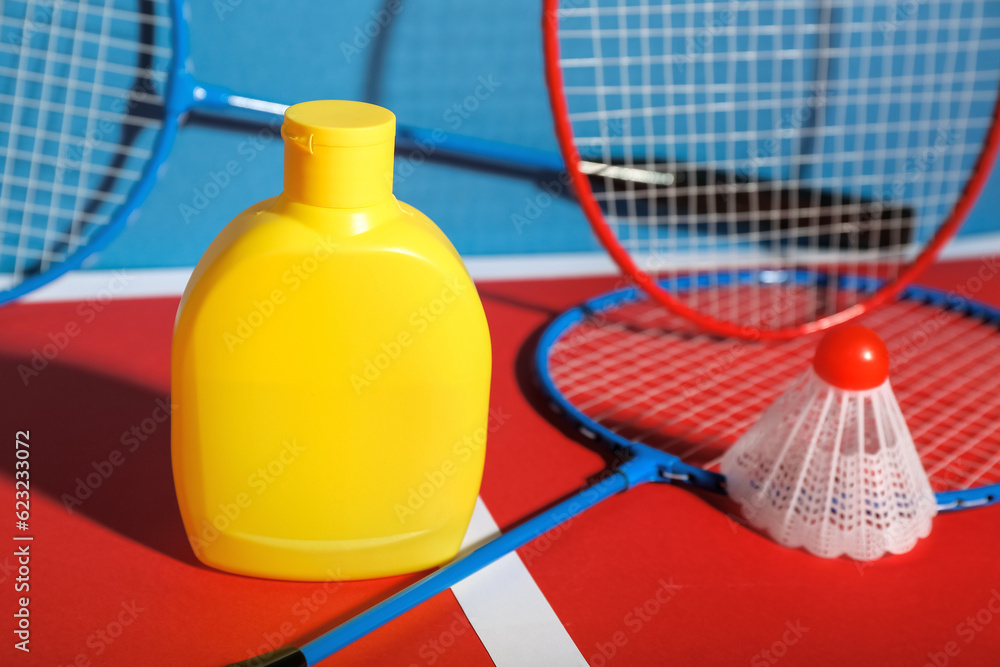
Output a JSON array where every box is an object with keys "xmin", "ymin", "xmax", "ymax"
[
  {"xmin": 189, "ymin": 82, "xmax": 706, "ymax": 181},
  {"xmin": 299, "ymin": 464, "xmax": 651, "ymax": 664},
  {"xmin": 187, "ymin": 81, "xmax": 567, "ymax": 177}
]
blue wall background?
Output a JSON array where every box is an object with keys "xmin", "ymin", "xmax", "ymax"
[{"xmin": 92, "ymin": 0, "xmax": 1000, "ymax": 271}]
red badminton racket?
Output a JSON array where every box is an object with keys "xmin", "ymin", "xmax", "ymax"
[{"xmin": 544, "ymin": 0, "xmax": 1000, "ymax": 339}]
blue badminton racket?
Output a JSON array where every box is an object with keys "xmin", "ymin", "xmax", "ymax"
[
  {"xmin": 234, "ymin": 273, "xmax": 1000, "ymax": 666},
  {"xmin": 0, "ymin": 0, "xmax": 580, "ymax": 305}
]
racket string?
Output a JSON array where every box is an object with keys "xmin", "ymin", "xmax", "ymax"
[
  {"xmin": 549, "ymin": 292, "xmax": 1000, "ymax": 492},
  {"xmin": 553, "ymin": 0, "xmax": 1000, "ymax": 332},
  {"xmin": 1, "ymin": 0, "xmax": 171, "ymax": 280}
]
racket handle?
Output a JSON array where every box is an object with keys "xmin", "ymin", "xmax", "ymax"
[
  {"xmin": 294, "ymin": 456, "xmax": 660, "ymax": 665},
  {"xmin": 227, "ymin": 647, "xmax": 306, "ymax": 666},
  {"xmin": 183, "ymin": 80, "xmax": 569, "ymax": 177}
]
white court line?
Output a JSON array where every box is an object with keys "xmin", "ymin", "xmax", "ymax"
[
  {"xmin": 14, "ymin": 254, "xmax": 621, "ymax": 303},
  {"xmin": 14, "ymin": 232, "xmax": 1000, "ymax": 304},
  {"xmin": 453, "ymin": 497, "xmax": 588, "ymax": 667},
  {"xmin": 18, "ymin": 266, "xmax": 192, "ymax": 303}
]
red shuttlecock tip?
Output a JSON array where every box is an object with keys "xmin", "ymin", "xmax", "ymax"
[{"xmin": 812, "ymin": 324, "xmax": 890, "ymax": 391}]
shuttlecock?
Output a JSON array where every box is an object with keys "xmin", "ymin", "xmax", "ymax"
[{"xmin": 721, "ymin": 325, "xmax": 937, "ymax": 561}]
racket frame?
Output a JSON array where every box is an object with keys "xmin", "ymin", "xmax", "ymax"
[
  {"xmin": 536, "ymin": 272, "xmax": 1000, "ymax": 511},
  {"xmin": 542, "ymin": 0, "xmax": 1000, "ymax": 341},
  {"xmin": 1, "ymin": 0, "xmax": 188, "ymax": 303}
]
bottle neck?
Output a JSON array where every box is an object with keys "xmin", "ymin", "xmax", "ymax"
[{"xmin": 282, "ymin": 136, "xmax": 395, "ymax": 209}]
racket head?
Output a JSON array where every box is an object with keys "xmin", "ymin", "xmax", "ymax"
[
  {"xmin": 0, "ymin": 0, "xmax": 189, "ymax": 304},
  {"xmin": 543, "ymin": 0, "xmax": 1000, "ymax": 340},
  {"xmin": 535, "ymin": 272, "xmax": 1000, "ymax": 512}
]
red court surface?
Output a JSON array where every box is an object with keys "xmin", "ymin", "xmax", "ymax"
[{"xmin": 1, "ymin": 260, "xmax": 999, "ymax": 667}]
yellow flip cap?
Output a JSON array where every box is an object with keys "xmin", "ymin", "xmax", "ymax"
[{"xmin": 281, "ymin": 100, "xmax": 396, "ymax": 208}]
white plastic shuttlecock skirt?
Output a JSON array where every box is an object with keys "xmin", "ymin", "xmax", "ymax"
[{"xmin": 721, "ymin": 369, "xmax": 937, "ymax": 561}]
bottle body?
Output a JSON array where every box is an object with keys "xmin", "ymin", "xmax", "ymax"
[{"xmin": 171, "ymin": 102, "xmax": 492, "ymax": 580}]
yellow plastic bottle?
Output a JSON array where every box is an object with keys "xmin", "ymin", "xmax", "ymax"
[{"xmin": 171, "ymin": 100, "xmax": 492, "ymax": 581}]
